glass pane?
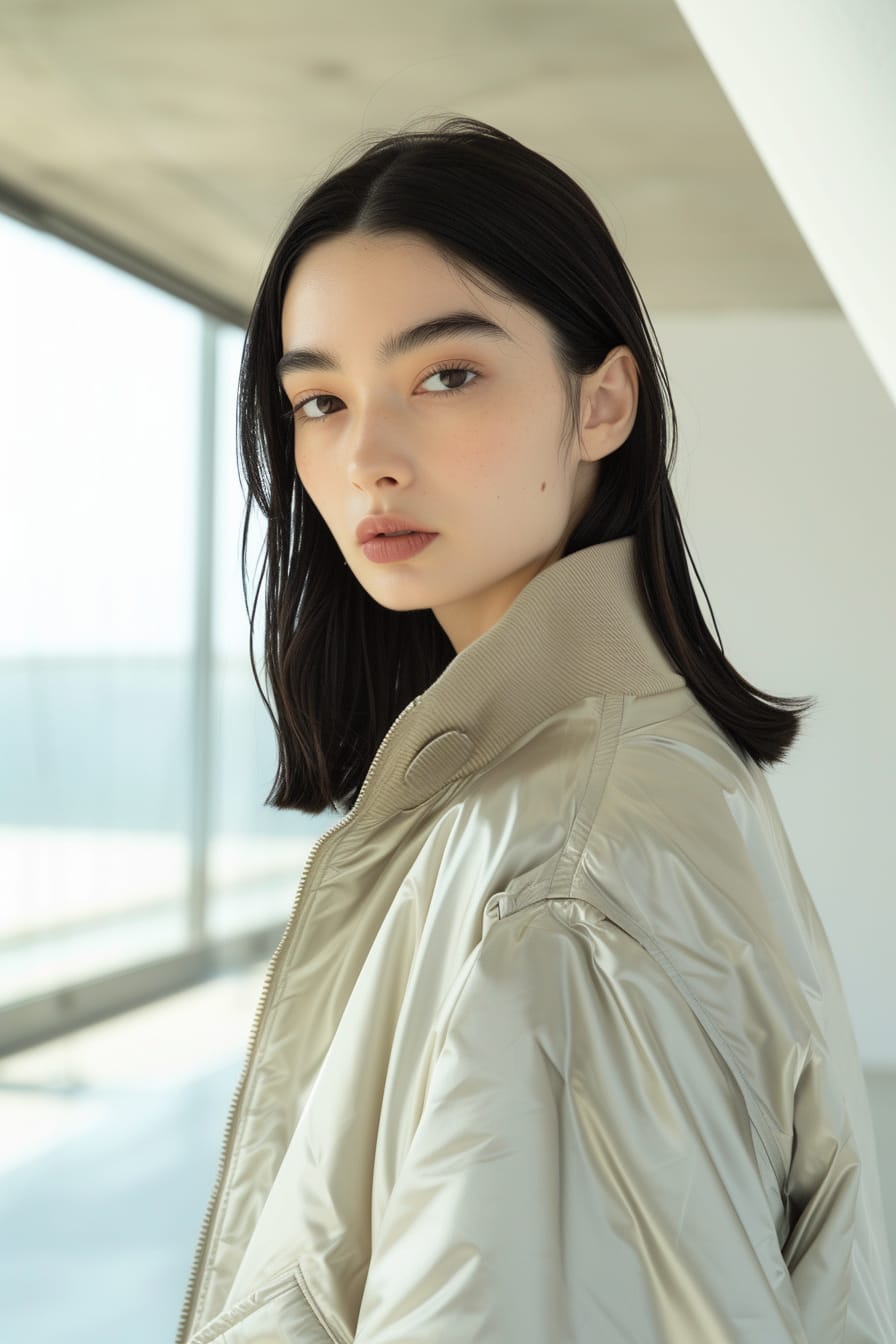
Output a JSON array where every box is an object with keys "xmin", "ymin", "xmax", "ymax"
[
  {"xmin": 0, "ymin": 215, "xmax": 201, "ymax": 1003},
  {"xmin": 207, "ymin": 324, "xmax": 338, "ymax": 940}
]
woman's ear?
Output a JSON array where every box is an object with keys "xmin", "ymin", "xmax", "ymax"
[{"xmin": 579, "ymin": 346, "xmax": 639, "ymax": 463}]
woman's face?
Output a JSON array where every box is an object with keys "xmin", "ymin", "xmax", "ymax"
[{"xmin": 279, "ymin": 231, "xmax": 637, "ymax": 653}]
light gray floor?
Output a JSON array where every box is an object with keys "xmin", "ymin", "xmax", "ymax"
[
  {"xmin": 0, "ymin": 1014, "xmax": 894, "ymax": 1343},
  {"xmin": 0, "ymin": 1057, "xmax": 240, "ymax": 1344}
]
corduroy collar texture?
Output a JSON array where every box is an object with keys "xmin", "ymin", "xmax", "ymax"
[{"xmin": 352, "ymin": 533, "xmax": 688, "ymax": 825}]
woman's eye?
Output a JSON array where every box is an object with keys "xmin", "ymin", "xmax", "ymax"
[
  {"xmin": 293, "ymin": 393, "xmax": 340, "ymax": 421},
  {"xmin": 287, "ymin": 364, "xmax": 479, "ymax": 425},
  {"xmin": 418, "ymin": 365, "xmax": 479, "ymax": 395}
]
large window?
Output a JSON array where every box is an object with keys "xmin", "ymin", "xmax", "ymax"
[{"xmin": 0, "ymin": 214, "xmax": 335, "ymax": 1047}]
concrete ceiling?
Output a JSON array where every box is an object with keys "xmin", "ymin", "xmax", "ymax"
[{"xmin": 0, "ymin": 0, "xmax": 837, "ymax": 325}]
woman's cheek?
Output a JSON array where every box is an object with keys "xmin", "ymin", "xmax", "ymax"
[{"xmin": 294, "ymin": 450, "xmax": 317, "ymax": 492}]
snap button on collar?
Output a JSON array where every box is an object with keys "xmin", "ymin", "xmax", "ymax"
[{"xmin": 404, "ymin": 730, "xmax": 473, "ymax": 791}]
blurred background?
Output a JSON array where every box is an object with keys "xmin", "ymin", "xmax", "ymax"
[{"xmin": 0, "ymin": 1, "xmax": 893, "ymax": 1340}]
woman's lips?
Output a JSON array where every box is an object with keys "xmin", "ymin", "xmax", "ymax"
[{"xmin": 361, "ymin": 532, "xmax": 439, "ymax": 563}]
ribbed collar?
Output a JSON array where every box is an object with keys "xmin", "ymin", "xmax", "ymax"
[{"xmin": 353, "ymin": 533, "xmax": 688, "ymax": 826}]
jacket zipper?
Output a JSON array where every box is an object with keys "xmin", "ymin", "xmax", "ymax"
[{"xmin": 175, "ymin": 692, "xmax": 424, "ymax": 1344}]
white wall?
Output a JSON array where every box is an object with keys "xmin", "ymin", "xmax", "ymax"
[
  {"xmin": 654, "ymin": 308, "xmax": 895, "ymax": 1068},
  {"xmin": 672, "ymin": 0, "xmax": 896, "ymax": 406}
]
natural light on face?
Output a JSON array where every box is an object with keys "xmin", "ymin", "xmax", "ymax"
[{"xmin": 278, "ymin": 231, "xmax": 598, "ymax": 655}]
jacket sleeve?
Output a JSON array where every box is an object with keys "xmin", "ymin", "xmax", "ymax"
[
  {"xmin": 353, "ymin": 896, "xmax": 811, "ymax": 1344},
  {"xmin": 780, "ymin": 1013, "xmax": 896, "ymax": 1341}
]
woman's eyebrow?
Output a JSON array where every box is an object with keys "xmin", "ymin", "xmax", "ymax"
[{"xmin": 276, "ymin": 311, "xmax": 513, "ymax": 382}]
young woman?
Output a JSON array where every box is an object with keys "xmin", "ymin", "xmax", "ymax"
[{"xmin": 176, "ymin": 117, "xmax": 894, "ymax": 1343}]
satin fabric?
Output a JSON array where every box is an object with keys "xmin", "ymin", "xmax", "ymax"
[{"xmin": 177, "ymin": 535, "xmax": 895, "ymax": 1343}]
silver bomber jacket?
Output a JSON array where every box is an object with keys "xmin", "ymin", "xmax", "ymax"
[{"xmin": 176, "ymin": 535, "xmax": 895, "ymax": 1343}]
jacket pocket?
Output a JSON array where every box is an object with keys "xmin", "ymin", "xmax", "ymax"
[{"xmin": 189, "ymin": 1266, "xmax": 336, "ymax": 1344}]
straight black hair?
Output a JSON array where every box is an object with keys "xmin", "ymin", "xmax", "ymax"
[{"xmin": 237, "ymin": 114, "xmax": 817, "ymax": 815}]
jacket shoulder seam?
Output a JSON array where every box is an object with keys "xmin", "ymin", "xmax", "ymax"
[
  {"xmin": 564, "ymin": 883, "xmax": 790, "ymax": 1190},
  {"xmin": 494, "ymin": 887, "xmax": 790, "ymax": 1195}
]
